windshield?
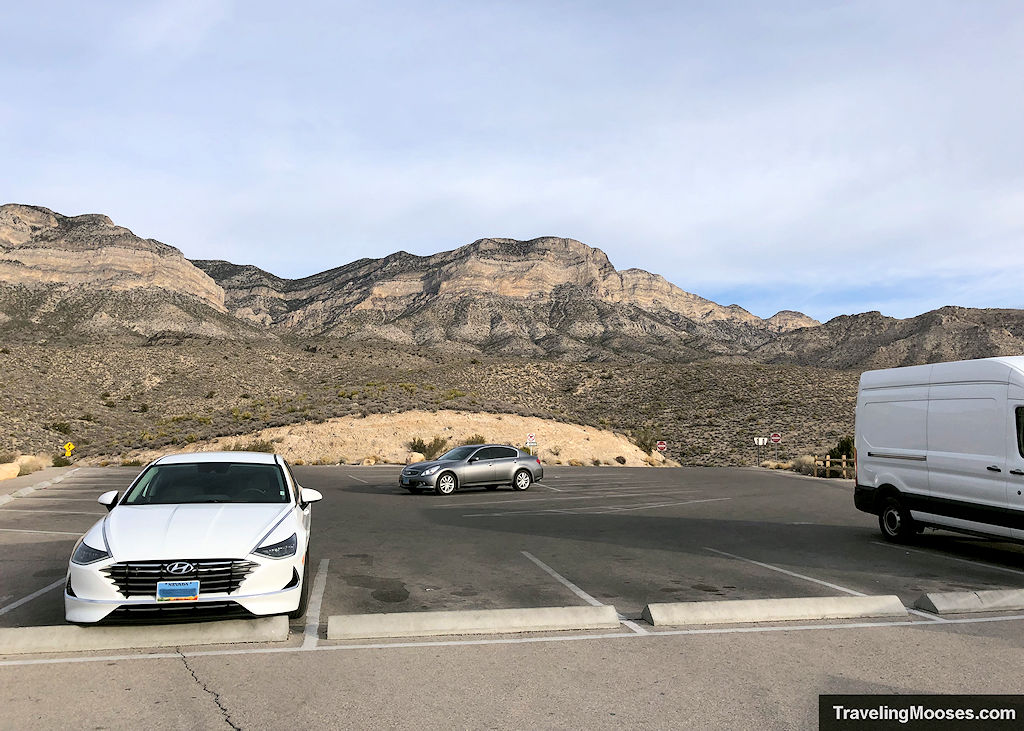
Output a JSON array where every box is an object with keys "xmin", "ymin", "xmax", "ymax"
[
  {"xmin": 121, "ymin": 462, "xmax": 290, "ymax": 505},
  {"xmin": 437, "ymin": 446, "xmax": 477, "ymax": 461}
]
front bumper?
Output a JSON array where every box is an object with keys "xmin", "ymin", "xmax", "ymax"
[
  {"xmin": 399, "ymin": 471, "xmax": 438, "ymax": 488},
  {"xmin": 65, "ymin": 553, "xmax": 304, "ymax": 623}
]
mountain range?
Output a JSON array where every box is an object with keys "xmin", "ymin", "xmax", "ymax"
[{"xmin": 2, "ymin": 203, "xmax": 1022, "ymax": 369}]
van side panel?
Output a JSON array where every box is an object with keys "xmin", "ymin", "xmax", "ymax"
[
  {"xmin": 855, "ymin": 383, "xmax": 930, "ymax": 502},
  {"xmin": 919, "ymin": 383, "xmax": 1012, "ymax": 538}
]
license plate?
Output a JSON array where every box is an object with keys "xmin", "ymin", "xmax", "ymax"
[
  {"xmin": 401, "ymin": 477, "xmax": 410, "ymax": 485},
  {"xmin": 157, "ymin": 580, "xmax": 200, "ymax": 601}
]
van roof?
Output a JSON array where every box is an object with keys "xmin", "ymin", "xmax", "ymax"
[{"xmin": 860, "ymin": 356, "xmax": 1024, "ymax": 390}]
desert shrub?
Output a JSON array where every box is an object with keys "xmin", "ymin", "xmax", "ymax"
[
  {"xmin": 591, "ymin": 458, "xmax": 602, "ymax": 466},
  {"xmin": 231, "ymin": 440, "xmax": 275, "ymax": 453},
  {"xmin": 18, "ymin": 456, "xmax": 47, "ymax": 476},
  {"xmin": 408, "ymin": 435, "xmax": 448, "ymax": 459},
  {"xmin": 121, "ymin": 459, "xmax": 143, "ymax": 467},
  {"xmin": 548, "ymin": 445, "xmax": 561, "ymax": 456},
  {"xmin": 0, "ymin": 452, "xmax": 15, "ymax": 464},
  {"xmin": 790, "ymin": 455, "xmax": 816, "ymax": 475},
  {"xmin": 568, "ymin": 459, "xmax": 583, "ymax": 467},
  {"xmin": 461, "ymin": 433, "xmax": 487, "ymax": 446},
  {"xmin": 80, "ymin": 413, "xmax": 95, "ymax": 422},
  {"xmin": 828, "ymin": 436, "xmax": 855, "ymax": 461},
  {"xmin": 49, "ymin": 422, "xmax": 72, "ymax": 435},
  {"xmin": 614, "ymin": 455, "xmax": 626, "ymax": 465},
  {"xmin": 632, "ymin": 426, "xmax": 658, "ymax": 455},
  {"xmin": 52, "ymin": 454, "xmax": 72, "ymax": 467}
]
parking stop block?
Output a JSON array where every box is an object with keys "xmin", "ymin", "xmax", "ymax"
[
  {"xmin": 914, "ymin": 589, "xmax": 1024, "ymax": 615},
  {"xmin": 327, "ymin": 605, "xmax": 620, "ymax": 639},
  {"xmin": 642, "ymin": 595, "xmax": 907, "ymax": 626}
]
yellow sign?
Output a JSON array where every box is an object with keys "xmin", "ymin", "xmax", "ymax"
[{"xmin": 63, "ymin": 442, "xmax": 75, "ymax": 457}]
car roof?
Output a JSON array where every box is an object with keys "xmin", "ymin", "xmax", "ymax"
[{"xmin": 154, "ymin": 451, "xmax": 280, "ymax": 465}]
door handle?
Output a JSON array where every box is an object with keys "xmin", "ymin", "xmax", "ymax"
[
  {"xmin": 986, "ymin": 465, "xmax": 1002, "ymax": 472},
  {"xmin": 1010, "ymin": 469, "xmax": 1024, "ymax": 476}
]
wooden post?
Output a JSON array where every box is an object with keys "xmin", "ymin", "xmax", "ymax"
[
  {"xmin": 813, "ymin": 456, "xmax": 818, "ymax": 478},
  {"xmin": 825, "ymin": 454, "xmax": 831, "ymax": 478},
  {"xmin": 841, "ymin": 454, "xmax": 848, "ymax": 479}
]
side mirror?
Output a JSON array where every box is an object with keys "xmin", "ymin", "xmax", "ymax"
[
  {"xmin": 299, "ymin": 488, "xmax": 323, "ymax": 505},
  {"xmin": 469, "ymin": 456, "xmax": 479, "ymax": 463},
  {"xmin": 98, "ymin": 490, "xmax": 119, "ymax": 512}
]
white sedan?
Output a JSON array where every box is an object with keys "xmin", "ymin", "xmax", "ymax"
[{"xmin": 65, "ymin": 452, "xmax": 322, "ymax": 624}]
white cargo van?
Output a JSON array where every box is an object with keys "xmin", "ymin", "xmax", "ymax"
[{"xmin": 855, "ymin": 356, "xmax": 1024, "ymax": 542}]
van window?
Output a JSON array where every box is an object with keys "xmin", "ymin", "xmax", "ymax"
[{"xmin": 1017, "ymin": 407, "xmax": 1024, "ymax": 458}]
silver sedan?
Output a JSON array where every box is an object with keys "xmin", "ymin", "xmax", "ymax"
[{"xmin": 399, "ymin": 444, "xmax": 544, "ymax": 495}]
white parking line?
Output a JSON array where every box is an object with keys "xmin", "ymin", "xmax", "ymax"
[
  {"xmin": 705, "ymin": 547, "xmax": 948, "ymax": 623},
  {"xmin": 587, "ymin": 497, "xmax": 731, "ymax": 515},
  {"xmin": 871, "ymin": 541, "xmax": 1024, "ymax": 578},
  {"xmin": 434, "ymin": 490, "xmax": 697, "ymax": 509},
  {"xmin": 519, "ymin": 551, "xmax": 648, "ymax": 635},
  {"xmin": 538, "ymin": 483, "xmax": 563, "ymax": 491},
  {"xmin": 0, "ymin": 578, "xmax": 65, "ymax": 616},
  {"xmin": 346, "ymin": 474, "xmax": 369, "ymax": 484},
  {"xmin": 8, "ymin": 497, "xmax": 105, "ymax": 502},
  {"xmin": 302, "ymin": 559, "xmax": 330, "ymax": 649},
  {"xmin": 0, "ymin": 528, "xmax": 81, "ymax": 536}
]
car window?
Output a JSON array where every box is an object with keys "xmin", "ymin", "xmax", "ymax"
[
  {"xmin": 1017, "ymin": 407, "xmax": 1024, "ymax": 458},
  {"xmin": 494, "ymin": 447, "xmax": 518, "ymax": 459},
  {"xmin": 122, "ymin": 463, "xmax": 290, "ymax": 504},
  {"xmin": 284, "ymin": 460, "xmax": 300, "ymax": 502},
  {"xmin": 473, "ymin": 447, "xmax": 497, "ymax": 460}
]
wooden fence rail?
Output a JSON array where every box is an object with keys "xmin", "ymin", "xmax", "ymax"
[{"xmin": 814, "ymin": 454, "xmax": 855, "ymax": 479}]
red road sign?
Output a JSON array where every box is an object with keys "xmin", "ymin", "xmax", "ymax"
[
  {"xmin": 527, "ymin": 433, "xmax": 535, "ymax": 442},
  {"xmin": 656, "ymin": 441, "xmax": 667, "ymax": 452},
  {"xmin": 770, "ymin": 433, "xmax": 782, "ymax": 444}
]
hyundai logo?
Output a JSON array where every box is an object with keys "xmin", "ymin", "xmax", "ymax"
[{"xmin": 166, "ymin": 562, "xmax": 196, "ymax": 575}]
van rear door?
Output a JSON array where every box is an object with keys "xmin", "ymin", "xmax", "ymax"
[
  {"xmin": 925, "ymin": 382, "xmax": 1012, "ymax": 537},
  {"xmin": 1008, "ymin": 402, "xmax": 1024, "ymax": 540}
]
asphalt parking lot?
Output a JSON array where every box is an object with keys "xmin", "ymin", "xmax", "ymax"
[
  {"xmin": 2, "ymin": 464, "xmax": 1024, "ymax": 630},
  {"xmin": 3, "ymin": 464, "xmax": 1024, "ymax": 729}
]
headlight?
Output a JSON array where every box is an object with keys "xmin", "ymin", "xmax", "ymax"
[
  {"xmin": 422, "ymin": 466, "xmax": 440, "ymax": 476},
  {"xmin": 71, "ymin": 540, "xmax": 110, "ymax": 565},
  {"xmin": 254, "ymin": 533, "xmax": 297, "ymax": 559}
]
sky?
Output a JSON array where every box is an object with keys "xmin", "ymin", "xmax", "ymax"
[{"xmin": 1, "ymin": 0, "xmax": 1021, "ymax": 322}]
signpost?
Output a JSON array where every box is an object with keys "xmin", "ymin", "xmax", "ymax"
[
  {"xmin": 770, "ymin": 432, "xmax": 782, "ymax": 461},
  {"xmin": 753, "ymin": 436, "xmax": 768, "ymax": 464},
  {"xmin": 62, "ymin": 442, "xmax": 75, "ymax": 458},
  {"xmin": 656, "ymin": 441, "xmax": 667, "ymax": 452},
  {"xmin": 525, "ymin": 433, "xmax": 537, "ymax": 455}
]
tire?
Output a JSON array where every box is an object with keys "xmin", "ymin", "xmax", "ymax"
[
  {"xmin": 512, "ymin": 469, "xmax": 532, "ymax": 492},
  {"xmin": 435, "ymin": 472, "xmax": 458, "ymax": 495},
  {"xmin": 485, "ymin": 485, "xmax": 498, "ymax": 491},
  {"xmin": 288, "ymin": 553, "xmax": 311, "ymax": 619},
  {"xmin": 878, "ymin": 496, "xmax": 916, "ymax": 542}
]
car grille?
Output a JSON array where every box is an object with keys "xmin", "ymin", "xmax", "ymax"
[
  {"xmin": 102, "ymin": 601, "xmax": 257, "ymax": 624},
  {"xmin": 101, "ymin": 559, "xmax": 258, "ymax": 597}
]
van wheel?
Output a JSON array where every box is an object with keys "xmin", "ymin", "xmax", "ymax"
[{"xmin": 879, "ymin": 497, "xmax": 916, "ymax": 542}]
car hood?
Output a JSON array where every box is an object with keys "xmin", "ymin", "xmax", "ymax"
[
  {"xmin": 406, "ymin": 459, "xmax": 454, "ymax": 472},
  {"xmin": 104, "ymin": 504, "xmax": 291, "ymax": 561}
]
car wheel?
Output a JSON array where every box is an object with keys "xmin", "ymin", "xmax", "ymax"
[
  {"xmin": 878, "ymin": 496, "xmax": 916, "ymax": 542},
  {"xmin": 512, "ymin": 469, "xmax": 532, "ymax": 491},
  {"xmin": 435, "ymin": 472, "xmax": 457, "ymax": 495},
  {"xmin": 485, "ymin": 485, "xmax": 498, "ymax": 491},
  {"xmin": 288, "ymin": 553, "xmax": 311, "ymax": 619}
]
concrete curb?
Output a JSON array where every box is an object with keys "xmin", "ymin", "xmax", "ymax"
[
  {"xmin": 642, "ymin": 595, "xmax": 908, "ymax": 626},
  {"xmin": 327, "ymin": 605, "xmax": 620, "ymax": 640},
  {"xmin": 0, "ymin": 616, "xmax": 289, "ymax": 656},
  {"xmin": 914, "ymin": 589, "xmax": 1024, "ymax": 615},
  {"xmin": 0, "ymin": 467, "xmax": 79, "ymax": 503}
]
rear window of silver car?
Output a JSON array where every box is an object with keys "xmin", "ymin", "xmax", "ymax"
[{"xmin": 121, "ymin": 463, "xmax": 290, "ymax": 505}]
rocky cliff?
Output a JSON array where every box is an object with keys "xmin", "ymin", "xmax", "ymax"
[{"xmin": 194, "ymin": 237, "xmax": 817, "ymax": 359}]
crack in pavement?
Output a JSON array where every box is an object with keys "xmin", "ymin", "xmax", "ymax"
[{"xmin": 176, "ymin": 649, "xmax": 241, "ymax": 730}]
